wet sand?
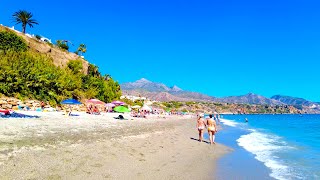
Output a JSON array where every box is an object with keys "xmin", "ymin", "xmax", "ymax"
[{"xmin": 0, "ymin": 112, "xmax": 230, "ymax": 179}]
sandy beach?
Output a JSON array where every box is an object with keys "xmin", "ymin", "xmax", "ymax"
[{"xmin": 0, "ymin": 112, "xmax": 230, "ymax": 179}]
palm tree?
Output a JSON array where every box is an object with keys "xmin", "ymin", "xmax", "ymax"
[
  {"xmin": 12, "ymin": 10, "xmax": 38, "ymax": 34},
  {"xmin": 76, "ymin": 44, "xmax": 87, "ymax": 56}
]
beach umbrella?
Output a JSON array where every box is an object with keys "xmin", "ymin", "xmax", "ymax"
[
  {"xmin": 112, "ymin": 100, "xmax": 125, "ymax": 106},
  {"xmin": 105, "ymin": 103, "xmax": 115, "ymax": 112},
  {"xmin": 105, "ymin": 103, "xmax": 115, "ymax": 107},
  {"xmin": 131, "ymin": 105, "xmax": 141, "ymax": 109},
  {"xmin": 86, "ymin": 99, "xmax": 105, "ymax": 105},
  {"xmin": 114, "ymin": 106, "xmax": 130, "ymax": 113},
  {"xmin": 60, "ymin": 99, "xmax": 81, "ymax": 116},
  {"xmin": 61, "ymin": 99, "xmax": 82, "ymax": 105}
]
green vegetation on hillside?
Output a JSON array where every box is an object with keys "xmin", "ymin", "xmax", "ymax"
[
  {"xmin": 56, "ymin": 40, "xmax": 69, "ymax": 51},
  {"xmin": 0, "ymin": 31, "xmax": 28, "ymax": 52},
  {"xmin": 0, "ymin": 29, "xmax": 121, "ymax": 105}
]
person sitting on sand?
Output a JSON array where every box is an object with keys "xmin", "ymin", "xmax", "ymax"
[
  {"xmin": 207, "ymin": 114, "xmax": 218, "ymax": 145},
  {"xmin": 93, "ymin": 106, "xmax": 100, "ymax": 115},
  {"xmin": 196, "ymin": 115, "xmax": 206, "ymax": 142},
  {"xmin": 41, "ymin": 101, "xmax": 45, "ymax": 110},
  {"xmin": 86, "ymin": 105, "xmax": 93, "ymax": 114}
]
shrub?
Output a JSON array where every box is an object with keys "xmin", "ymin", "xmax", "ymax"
[
  {"xmin": 35, "ymin": 34, "xmax": 41, "ymax": 40},
  {"xmin": 0, "ymin": 31, "xmax": 28, "ymax": 52},
  {"xmin": 56, "ymin": 40, "xmax": 69, "ymax": 51},
  {"xmin": 58, "ymin": 43, "xmax": 69, "ymax": 51},
  {"xmin": 67, "ymin": 60, "xmax": 83, "ymax": 74}
]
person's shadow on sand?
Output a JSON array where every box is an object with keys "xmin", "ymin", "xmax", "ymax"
[{"xmin": 190, "ymin": 137, "xmax": 210, "ymax": 144}]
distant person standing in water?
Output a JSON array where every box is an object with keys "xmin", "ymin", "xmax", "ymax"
[
  {"xmin": 217, "ymin": 114, "xmax": 221, "ymax": 124},
  {"xmin": 214, "ymin": 113, "xmax": 221, "ymax": 124},
  {"xmin": 207, "ymin": 114, "xmax": 218, "ymax": 145},
  {"xmin": 196, "ymin": 115, "xmax": 206, "ymax": 142}
]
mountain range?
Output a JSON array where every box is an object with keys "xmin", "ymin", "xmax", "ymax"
[{"xmin": 121, "ymin": 78, "xmax": 320, "ymax": 113}]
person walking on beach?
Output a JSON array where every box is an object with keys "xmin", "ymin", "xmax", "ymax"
[
  {"xmin": 207, "ymin": 114, "xmax": 218, "ymax": 145},
  {"xmin": 196, "ymin": 115, "xmax": 206, "ymax": 142}
]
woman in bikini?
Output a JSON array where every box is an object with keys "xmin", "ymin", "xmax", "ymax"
[
  {"xmin": 207, "ymin": 114, "xmax": 218, "ymax": 145},
  {"xmin": 196, "ymin": 115, "xmax": 206, "ymax": 142}
]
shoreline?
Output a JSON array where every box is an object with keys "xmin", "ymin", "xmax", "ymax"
[
  {"xmin": 0, "ymin": 112, "xmax": 231, "ymax": 179},
  {"xmin": 213, "ymin": 120, "xmax": 274, "ymax": 180}
]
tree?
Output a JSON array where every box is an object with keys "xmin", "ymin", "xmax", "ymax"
[
  {"xmin": 76, "ymin": 44, "xmax": 87, "ymax": 56},
  {"xmin": 35, "ymin": 34, "xmax": 41, "ymax": 40},
  {"xmin": 56, "ymin": 40, "xmax": 69, "ymax": 51},
  {"xmin": 12, "ymin": 10, "xmax": 38, "ymax": 34}
]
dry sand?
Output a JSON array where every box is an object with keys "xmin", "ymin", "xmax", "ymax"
[{"xmin": 0, "ymin": 112, "xmax": 230, "ymax": 179}]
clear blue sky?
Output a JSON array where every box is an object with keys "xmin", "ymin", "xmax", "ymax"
[{"xmin": 1, "ymin": 0, "xmax": 320, "ymax": 101}]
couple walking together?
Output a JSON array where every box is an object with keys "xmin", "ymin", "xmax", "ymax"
[{"xmin": 197, "ymin": 114, "xmax": 218, "ymax": 145}]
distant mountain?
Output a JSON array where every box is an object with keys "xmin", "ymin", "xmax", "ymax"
[
  {"xmin": 120, "ymin": 79, "xmax": 319, "ymax": 114},
  {"xmin": 216, "ymin": 93, "xmax": 284, "ymax": 105},
  {"xmin": 170, "ymin": 85, "xmax": 183, "ymax": 92},
  {"xmin": 121, "ymin": 78, "xmax": 213, "ymax": 102},
  {"xmin": 271, "ymin": 95, "xmax": 320, "ymax": 109},
  {"xmin": 121, "ymin": 78, "xmax": 171, "ymax": 92}
]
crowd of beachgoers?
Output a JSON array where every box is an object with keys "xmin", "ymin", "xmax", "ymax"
[{"xmin": 0, "ymin": 97, "xmax": 193, "ymax": 120}]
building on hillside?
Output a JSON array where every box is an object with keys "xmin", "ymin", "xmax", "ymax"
[
  {"xmin": 120, "ymin": 95, "xmax": 146, "ymax": 101},
  {"xmin": 120, "ymin": 95, "xmax": 158, "ymax": 105},
  {"xmin": 39, "ymin": 37, "xmax": 52, "ymax": 43},
  {"xmin": 6, "ymin": 25, "xmax": 53, "ymax": 44}
]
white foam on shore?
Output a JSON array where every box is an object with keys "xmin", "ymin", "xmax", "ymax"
[
  {"xmin": 237, "ymin": 130, "xmax": 292, "ymax": 180},
  {"xmin": 220, "ymin": 119, "xmax": 239, "ymax": 127}
]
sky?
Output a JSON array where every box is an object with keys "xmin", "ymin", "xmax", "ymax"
[{"xmin": 1, "ymin": 0, "xmax": 320, "ymax": 101}]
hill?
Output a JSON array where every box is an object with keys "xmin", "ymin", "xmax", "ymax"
[
  {"xmin": 121, "ymin": 78, "xmax": 213, "ymax": 102},
  {"xmin": 0, "ymin": 25, "xmax": 89, "ymax": 73},
  {"xmin": 121, "ymin": 79, "xmax": 320, "ymax": 113},
  {"xmin": 0, "ymin": 25, "xmax": 121, "ymax": 105},
  {"xmin": 121, "ymin": 79, "xmax": 282, "ymax": 104},
  {"xmin": 217, "ymin": 93, "xmax": 284, "ymax": 105},
  {"xmin": 271, "ymin": 95, "xmax": 320, "ymax": 110}
]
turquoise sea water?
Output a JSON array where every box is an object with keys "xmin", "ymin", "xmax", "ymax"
[{"xmin": 220, "ymin": 114, "xmax": 320, "ymax": 180}]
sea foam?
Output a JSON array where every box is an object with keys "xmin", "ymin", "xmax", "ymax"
[
  {"xmin": 237, "ymin": 130, "xmax": 294, "ymax": 180},
  {"xmin": 220, "ymin": 118, "xmax": 240, "ymax": 127}
]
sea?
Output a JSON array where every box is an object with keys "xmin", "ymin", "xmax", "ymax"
[{"xmin": 211, "ymin": 114, "xmax": 320, "ymax": 180}]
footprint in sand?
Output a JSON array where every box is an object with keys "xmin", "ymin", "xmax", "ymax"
[
  {"xmin": 130, "ymin": 148, "xmax": 137, "ymax": 153},
  {"xmin": 47, "ymin": 174, "xmax": 62, "ymax": 180},
  {"xmin": 91, "ymin": 163, "xmax": 103, "ymax": 168},
  {"xmin": 82, "ymin": 170, "xmax": 92, "ymax": 175},
  {"xmin": 103, "ymin": 173, "xmax": 112, "ymax": 178}
]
